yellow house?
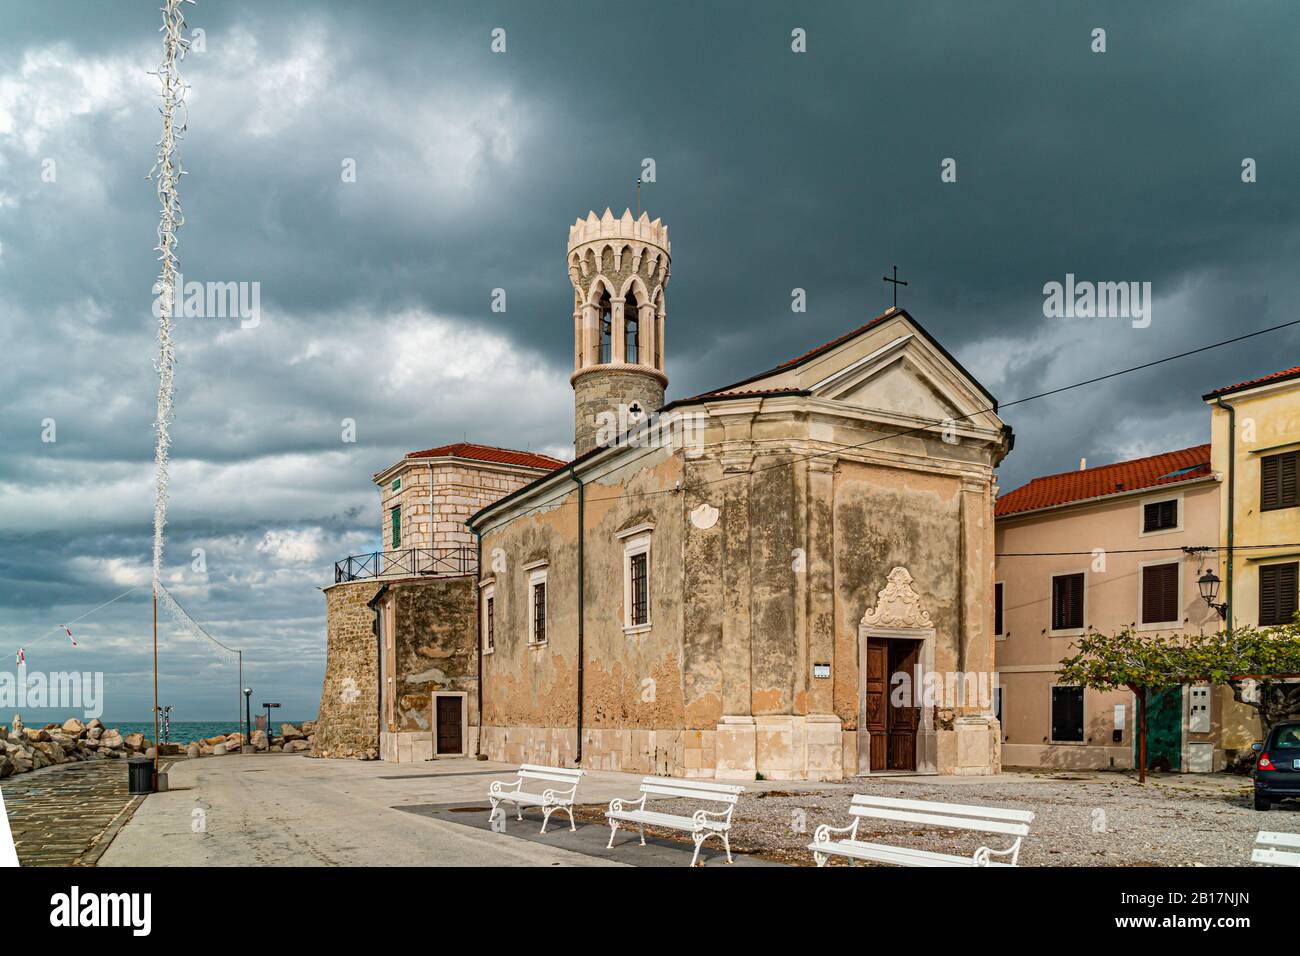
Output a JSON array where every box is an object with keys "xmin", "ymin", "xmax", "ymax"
[{"xmin": 1204, "ymin": 364, "xmax": 1300, "ymax": 749}]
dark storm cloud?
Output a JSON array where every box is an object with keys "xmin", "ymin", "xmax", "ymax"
[{"xmin": 2, "ymin": 0, "xmax": 1297, "ymax": 716}]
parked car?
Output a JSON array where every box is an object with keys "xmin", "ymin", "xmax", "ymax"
[{"xmin": 1254, "ymin": 721, "xmax": 1300, "ymax": 811}]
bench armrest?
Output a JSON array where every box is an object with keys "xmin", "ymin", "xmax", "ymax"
[
  {"xmin": 973, "ymin": 837, "xmax": 1023, "ymax": 867},
  {"xmin": 812, "ymin": 820, "xmax": 859, "ymax": 844},
  {"xmin": 691, "ymin": 807, "xmax": 733, "ymax": 828},
  {"xmin": 607, "ymin": 794, "xmax": 647, "ymax": 814},
  {"xmin": 488, "ymin": 777, "xmax": 523, "ymax": 796},
  {"xmin": 541, "ymin": 785, "xmax": 578, "ymax": 805}
]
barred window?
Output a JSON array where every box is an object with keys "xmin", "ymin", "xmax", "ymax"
[
  {"xmin": 485, "ymin": 594, "xmax": 494, "ymax": 652},
  {"xmin": 630, "ymin": 552, "xmax": 649, "ymax": 626},
  {"xmin": 532, "ymin": 581, "xmax": 547, "ymax": 644}
]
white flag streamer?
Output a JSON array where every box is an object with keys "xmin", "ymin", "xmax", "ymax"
[{"xmin": 148, "ymin": 0, "xmax": 193, "ymax": 590}]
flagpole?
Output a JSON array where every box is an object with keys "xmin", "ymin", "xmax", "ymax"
[{"xmin": 152, "ymin": 590, "xmax": 159, "ymax": 786}]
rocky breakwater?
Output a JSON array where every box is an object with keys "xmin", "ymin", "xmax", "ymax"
[
  {"xmin": 0, "ymin": 715, "xmax": 176, "ymax": 779},
  {"xmin": 185, "ymin": 721, "xmax": 316, "ymax": 758}
]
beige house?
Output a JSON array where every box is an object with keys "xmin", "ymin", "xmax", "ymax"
[{"xmin": 995, "ymin": 446, "xmax": 1241, "ymax": 771}]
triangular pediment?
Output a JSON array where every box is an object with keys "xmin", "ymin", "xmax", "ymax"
[{"xmin": 824, "ymin": 352, "xmax": 963, "ymax": 421}]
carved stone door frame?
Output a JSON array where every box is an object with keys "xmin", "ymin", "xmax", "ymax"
[{"xmin": 857, "ymin": 567, "xmax": 938, "ymax": 775}]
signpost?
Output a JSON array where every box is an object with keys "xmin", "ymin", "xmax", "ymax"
[{"xmin": 262, "ymin": 702, "xmax": 280, "ymax": 744}]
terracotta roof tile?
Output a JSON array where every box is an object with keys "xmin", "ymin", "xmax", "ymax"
[
  {"xmin": 996, "ymin": 444, "xmax": 1212, "ymax": 517},
  {"xmin": 405, "ymin": 442, "xmax": 566, "ymax": 471},
  {"xmin": 1203, "ymin": 364, "xmax": 1300, "ymax": 400}
]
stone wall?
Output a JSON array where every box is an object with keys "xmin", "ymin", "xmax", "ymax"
[
  {"xmin": 379, "ymin": 460, "xmax": 546, "ymax": 551},
  {"xmin": 313, "ymin": 580, "xmax": 382, "ymax": 759},
  {"xmin": 572, "ymin": 366, "xmax": 666, "ymax": 457}
]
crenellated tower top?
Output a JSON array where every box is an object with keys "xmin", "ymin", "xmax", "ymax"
[{"xmin": 567, "ymin": 208, "xmax": 671, "ymax": 456}]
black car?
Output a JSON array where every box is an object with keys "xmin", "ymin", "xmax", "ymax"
[{"xmin": 1254, "ymin": 721, "xmax": 1300, "ymax": 811}]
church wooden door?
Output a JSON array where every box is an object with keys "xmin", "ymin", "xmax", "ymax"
[
  {"xmin": 887, "ymin": 640, "xmax": 919, "ymax": 771},
  {"xmin": 436, "ymin": 696, "xmax": 463, "ymax": 755},
  {"xmin": 864, "ymin": 639, "xmax": 889, "ymax": 772}
]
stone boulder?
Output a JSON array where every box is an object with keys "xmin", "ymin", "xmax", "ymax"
[
  {"xmin": 99, "ymin": 729, "xmax": 123, "ymax": 749},
  {"xmin": 124, "ymin": 732, "xmax": 145, "ymax": 751},
  {"xmin": 301, "ymin": 720, "xmax": 316, "ymax": 735},
  {"xmin": 0, "ymin": 755, "xmax": 12, "ymax": 778},
  {"xmin": 61, "ymin": 718, "xmax": 85, "ymax": 736},
  {"xmin": 269, "ymin": 743, "xmax": 283, "ymax": 752},
  {"xmin": 23, "ymin": 727, "xmax": 50, "ymax": 743},
  {"xmin": 251, "ymin": 730, "xmax": 268, "ymax": 751},
  {"xmin": 10, "ymin": 714, "xmax": 23, "ymax": 738},
  {"xmin": 279, "ymin": 723, "xmax": 304, "ymax": 742},
  {"xmin": 158, "ymin": 742, "xmax": 184, "ymax": 757},
  {"xmin": 283, "ymin": 739, "xmax": 309, "ymax": 753},
  {"xmin": 213, "ymin": 744, "xmax": 228, "ymax": 756}
]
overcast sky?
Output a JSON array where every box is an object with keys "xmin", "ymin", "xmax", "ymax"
[{"xmin": 2, "ymin": 1, "xmax": 1298, "ymax": 721}]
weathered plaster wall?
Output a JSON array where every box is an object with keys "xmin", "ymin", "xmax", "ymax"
[
  {"xmin": 384, "ymin": 577, "xmax": 479, "ymax": 734},
  {"xmin": 314, "ymin": 580, "xmax": 382, "ymax": 759}
]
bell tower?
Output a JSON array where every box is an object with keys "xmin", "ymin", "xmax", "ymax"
[{"xmin": 567, "ymin": 208, "xmax": 670, "ymax": 456}]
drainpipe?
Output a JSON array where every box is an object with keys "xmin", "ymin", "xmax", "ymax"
[
  {"xmin": 568, "ymin": 466, "xmax": 585, "ymax": 766},
  {"xmin": 474, "ymin": 527, "xmax": 483, "ymax": 757},
  {"xmin": 1215, "ymin": 397, "xmax": 1235, "ymax": 629},
  {"xmin": 367, "ymin": 584, "xmax": 390, "ymax": 756}
]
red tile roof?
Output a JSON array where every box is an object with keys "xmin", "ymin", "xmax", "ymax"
[
  {"xmin": 996, "ymin": 444, "xmax": 1212, "ymax": 518},
  {"xmin": 1203, "ymin": 364, "xmax": 1300, "ymax": 400},
  {"xmin": 405, "ymin": 442, "xmax": 566, "ymax": 471}
]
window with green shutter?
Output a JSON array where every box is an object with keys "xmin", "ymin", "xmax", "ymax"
[
  {"xmin": 391, "ymin": 477, "xmax": 401, "ymax": 491},
  {"xmin": 1260, "ymin": 562, "xmax": 1299, "ymax": 626},
  {"xmin": 390, "ymin": 507, "xmax": 401, "ymax": 549}
]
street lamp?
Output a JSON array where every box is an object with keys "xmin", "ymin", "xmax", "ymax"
[
  {"xmin": 1198, "ymin": 570, "xmax": 1228, "ymax": 619},
  {"xmin": 243, "ymin": 687, "xmax": 252, "ymax": 750}
]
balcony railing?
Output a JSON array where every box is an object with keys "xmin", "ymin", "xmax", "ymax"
[{"xmin": 334, "ymin": 546, "xmax": 477, "ymax": 583}]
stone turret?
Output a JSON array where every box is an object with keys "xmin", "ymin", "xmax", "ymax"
[{"xmin": 567, "ymin": 208, "xmax": 670, "ymax": 456}]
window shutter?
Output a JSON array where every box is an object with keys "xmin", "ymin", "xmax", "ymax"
[
  {"xmin": 995, "ymin": 582, "xmax": 1004, "ymax": 635},
  {"xmin": 1262, "ymin": 563, "xmax": 1299, "ymax": 625},
  {"xmin": 1142, "ymin": 563, "xmax": 1179, "ymax": 623},
  {"xmin": 1052, "ymin": 573, "xmax": 1085, "ymax": 630},
  {"xmin": 1068, "ymin": 573, "xmax": 1084, "ymax": 629},
  {"xmin": 1283, "ymin": 453, "xmax": 1299, "ymax": 508},
  {"xmin": 1143, "ymin": 503, "xmax": 1158, "ymax": 533}
]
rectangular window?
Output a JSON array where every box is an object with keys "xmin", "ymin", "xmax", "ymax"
[
  {"xmin": 1051, "ymin": 572, "xmax": 1085, "ymax": 631},
  {"xmin": 1260, "ymin": 562, "xmax": 1299, "ymax": 626},
  {"xmin": 1141, "ymin": 562, "xmax": 1180, "ymax": 624},
  {"xmin": 630, "ymin": 552, "xmax": 649, "ymax": 626},
  {"xmin": 390, "ymin": 507, "xmax": 401, "ymax": 549},
  {"xmin": 1261, "ymin": 452, "xmax": 1300, "ymax": 511},
  {"xmin": 1051, "ymin": 686, "xmax": 1084, "ymax": 743},
  {"xmin": 484, "ymin": 593, "xmax": 495, "ymax": 652},
  {"xmin": 391, "ymin": 477, "xmax": 401, "ymax": 491},
  {"xmin": 994, "ymin": 582, "xmax": 1004, "ymax": 636},
  {"xmin": 532, "ymin": 581, "xmax": 547, "ymax": 644},
  {"xmin": 1142, "ymin": 499, "xmax": 1178, "ymax": 532}
]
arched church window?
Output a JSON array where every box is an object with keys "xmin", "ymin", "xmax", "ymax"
[
  {"xmin": 598, "ymin": 291, "xmax": 612, "ymax": 364},
  {"xmin": 625, "ymin": 295, "xmax": 640, "ymax": 364}
]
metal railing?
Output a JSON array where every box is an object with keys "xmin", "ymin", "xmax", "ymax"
[{"xmin": 334, "ymin": 546, "xmax": 477, "ymax": 583}]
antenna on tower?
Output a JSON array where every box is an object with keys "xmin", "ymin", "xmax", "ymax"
[{"xmin": 635, "ymin": 179, "xmax": 641, "ymax": 217}]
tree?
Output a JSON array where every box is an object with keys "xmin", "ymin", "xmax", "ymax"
[
  {"xmin": 1179, "ymin": 624, "xmax": 1300, "ymax": 738},
  {"xmin": 1057, "ymin": 629, "xmax": 1182, "ymax": 783},
  {"xmin": 1057, "ymin": 623, "xmax": 1300, "ymax": 783}
]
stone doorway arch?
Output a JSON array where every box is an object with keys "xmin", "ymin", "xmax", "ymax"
[{"xmin": 857, "ymin": 567, "xmax": 938, "ymax": 775}]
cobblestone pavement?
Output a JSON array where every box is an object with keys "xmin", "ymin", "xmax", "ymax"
[{"xmin": 0, "ymin": 760, "xmax": 143, "ymax": 866}]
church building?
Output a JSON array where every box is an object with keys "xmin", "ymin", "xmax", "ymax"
[{"xmin": 315, "ymin": 208, "xmax": 1012, "ymax": 781}]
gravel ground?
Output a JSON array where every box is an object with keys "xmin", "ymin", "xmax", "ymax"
[{"xmin": 578, "ymin": 772, "xmax": 1298, "ymax": 866}]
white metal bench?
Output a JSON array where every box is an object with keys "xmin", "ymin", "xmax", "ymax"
[
  {"xmin": 486, "ymin": 764, "xmax": 585, "ymax": 834},
  {"xmin": 606, "ymin": 776, "xmax": 746, "ymax": 866},
  {"xmin": 809, "ymin": 794, "xmax": 1034, "ymax": 867},
  {"xmin": 1252, "ymin": 830, "xmax": 1300, "ymax": 866}
]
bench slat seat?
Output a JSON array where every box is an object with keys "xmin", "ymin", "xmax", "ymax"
[
  {"xmin": 487, "ymin": 764, "xmax": 585, "ymax": 834},
  {"xmin": 605, "ymin": 776, "xmax": 745, "ymax": 866},
  {"xmin": 809, "ymin": 794, "xmax": 1034, "ymax": 868},
  {"xmin": 1253, "ymin": 830, "xmax": 1300, "ymax": 867}
]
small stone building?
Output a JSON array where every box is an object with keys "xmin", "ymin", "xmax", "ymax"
[
  {"xmin": 314, "ymin": 444, "xmax": 562, "ymax": 761},
  {"xmin": 316, "ymin": 208, "xmax": 1012, "ymax": 780}
]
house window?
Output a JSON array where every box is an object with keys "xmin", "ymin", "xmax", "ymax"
[
  {"xmin": 391, "ymin": 477, "xmax": 401, "ymax": 491},
  {"xmin": 390, "ymin": 507, "xmax": 401, "ymax": 549},
  {"xmin": 1141, "ymin": 562, "xmax": 1180, "ymax": 624},
  {"xmin": 1142, "ymin": 499, "xmax": 1178, "ymax": 533},
  {"xmin": 1051, "ymin": 686, "xmax": 1085, "ymax": 743},
  {"xmin": 994, "ymin": 582, "xmax": 1004, "ymax": 636},
  {"xmin": 625, "ymin": 301, "xmax": 640, "ymax": 364},
  {"xmin": 1261, "ymin": 451, "xmax": 1299, "ymax": 511},
  {"xmin": 482, "ymin": 588, "xmax": 495, "ymax": 653},
  {"xmin": 528, "ymin": 569, "xmax": 548, "ymax": 645},
  {"xmin": 598, "ymin": 291, "xmax": 612, "ymax": 364},
  {"xmin": 620, "ymin": 527, "xmax": 653, "ymax": 632},
  {"xmin": 1259, "ymin": 562, "xmax": 1299, "ymax": 626},
  {"xmin": 1051, "ymin": 572, "xmax": 1085, "ymax": 631}
]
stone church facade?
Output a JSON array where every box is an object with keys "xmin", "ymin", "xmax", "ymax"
[{"xmin": 316, "ymin": 208, "xmax": 1011, "ymax": 780}]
